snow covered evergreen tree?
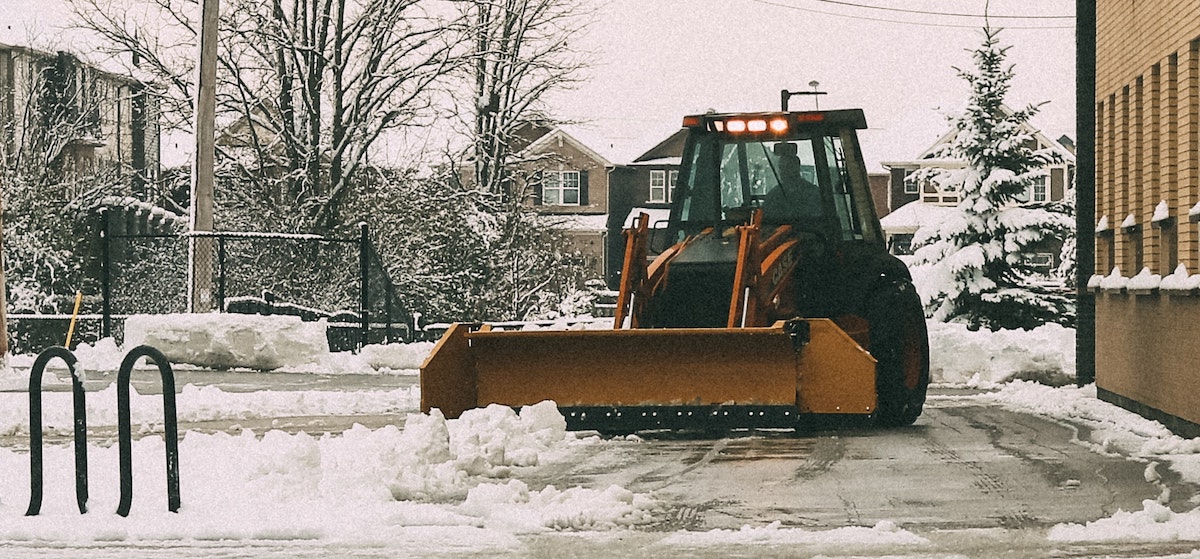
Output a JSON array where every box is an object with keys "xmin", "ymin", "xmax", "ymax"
[{"xmin": 909, "ymin": 27, "xmax": 1075, "ymax": 330}]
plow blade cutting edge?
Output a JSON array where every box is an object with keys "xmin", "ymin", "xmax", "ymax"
[{"xmin": 420, "ymin": 320, "xmax": 878, "ymax": 431}]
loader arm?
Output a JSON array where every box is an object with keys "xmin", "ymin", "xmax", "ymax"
[
  {"xmin": 728, "ymin": 209, "xmax": 802, "ymax": 328},
  {"xmin": 614, "ymin": 212, "xmax": 704, "ymax": 329}
]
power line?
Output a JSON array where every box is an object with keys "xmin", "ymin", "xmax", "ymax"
[
  {"xmin": 750, "ymin": 0, "xmax": 1075, "ymax": 29},
  {"xmin": 807, "ymin": 0, "xmax": 1073, "ymax": 20}
]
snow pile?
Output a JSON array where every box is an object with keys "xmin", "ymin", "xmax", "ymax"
[
  {"xmin": 1048, "ymin": 500, "xmax": 1200, "ymax": 543},
  {"xmin": 0, "ymin": 401, "xmax": 655, "ymax": 543},
  {"xmin": 125, "ymin": 313, "xmax": 329, "ymax": 371},
  {"xmin": 660, "ymin": 520, "xmax": 928, "ymax": 548},
  {"xmin": 0, "ymin": 384, "xmax": 420, "ymax": 435},
  {"xmin": 928, "ymin": 321, "xmax": 1074, "ymax": 385},
  {"xmin": 460, "ymin": 481, "xmax": 656, "ymax": 532},
  {"xmin": 354, "ymin": 341, "xmax": 435, "ymax": 371},
  {"xmin": 982, "ymin": 381, "xmax": 1200, "ymax": 543}
]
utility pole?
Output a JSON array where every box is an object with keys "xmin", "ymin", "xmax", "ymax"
[
  {"xmin": 188, "ymin": 0, "xmax": 218, "ymax": 313},
  {"xmin": 0, "ymin": 176, "xmax": 8, "ymax": 359},
  {"xmin": 1075, "ymin": 0, "xmax": 1096, "ymax": 386}
]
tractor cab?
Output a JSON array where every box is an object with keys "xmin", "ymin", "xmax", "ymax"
[{"xmin": 668, "ymin": 109, "xmax": 883, "ymax": 249}]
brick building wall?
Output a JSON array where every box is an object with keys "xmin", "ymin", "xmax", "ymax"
[
  {"xmin": 1095, "ymin": 0, "xmax": 1200, "ymax": 435},
  {"xmin": 1096, "ymin": 1, "xmax": 1200, "ymax": 275}
]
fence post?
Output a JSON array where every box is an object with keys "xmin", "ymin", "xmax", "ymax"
[
  {"xmin": 116, "ymin": 345, "xmax": 180, "ymax": 516},
  {"xmin": 217, "ymin": 235, "xmax": 226, "ymax": 312},
  {"xmin": 100, "ymin": 208, "xmax": 112, "ymax": 339},
  {"xmin": 359, "ymin": 222, "xmax": 369, "ymax": 350},
  {"xmin": 25, "ymin": 347, "xmax": 88, "ymax": 516}
]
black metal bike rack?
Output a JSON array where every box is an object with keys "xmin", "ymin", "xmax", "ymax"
[
  {"xmin": 25, "ymin": 346, "xmax": 89, "ymax": 516},
  {"xmin": 23, "ymin": 345, "xmax": 181, "ymax": 517},
  {"xmin": 116, "ymin": 345, "xmax": 181, "ymax": 517}
]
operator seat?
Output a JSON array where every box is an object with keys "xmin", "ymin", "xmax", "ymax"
[{"xmin": 764, "ymin": 142, "xmax": 822, "ymax": 223}]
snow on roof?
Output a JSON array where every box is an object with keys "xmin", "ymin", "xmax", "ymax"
[
  {"xmin": 623, "ymin": 207, "xmax": 672, "ymax": 228},
  {"xmin": 540, "ymin": 212, "xmax": 608, "ymax": 232},
  {"xmin": 878, "ymin": 202, "xmax": 957, "ymax": 233},
  {"xmin": 627, "ymin": 156, "xmax": 682, "ymax": 166},
  {"xmin": 3, "ymin": 0, "xmax": 154, "ymax": 81},
  {"xmin": 561, "ymin": 120, "xmax": 689, "ymax": 166}
]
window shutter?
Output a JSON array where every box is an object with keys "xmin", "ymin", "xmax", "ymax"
[
  {"xmin": 579, "ymin": 169, "xmax": 589, "ymax": 206},
  {"xmin": 533, "ymin": 170, "xmax": 543, "ymax": 205}
]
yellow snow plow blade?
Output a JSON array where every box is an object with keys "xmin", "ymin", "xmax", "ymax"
[{"xmin": 420, "ymin": 320, "xmax": 877, "ymax": 431}]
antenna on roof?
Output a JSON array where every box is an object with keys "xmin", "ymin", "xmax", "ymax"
[{"xmin": 780, "ymin": 82, "xmax": 827, "ymax": 111}]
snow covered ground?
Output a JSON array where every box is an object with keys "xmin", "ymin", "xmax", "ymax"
[{"xmin": 0, "ymin": 312, "xmax": 1195, "ymax": 556}]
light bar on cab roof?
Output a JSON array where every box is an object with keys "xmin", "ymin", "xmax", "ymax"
[{"xmin": 684, "ymin": 111, "xmax": 837, "ymax": 134}]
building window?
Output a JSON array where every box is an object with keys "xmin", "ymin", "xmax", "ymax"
[
  {"xmin": 649, "ymin": 170, "xmax": 666, "ymax": 203},
  {"xmin": 1023, "ymin": 252, "xmax": 1054, "ymax": 269},
  {"xmin": 1030, "ymin": 176, "xmax": 1048, "ymax": 203},
  {"xmin": 543, "ymin": 170, "xmax": 581, "ymax": 205},
  {"xmin": 888, "ymin": 233, "xmax": 915, "ymax": 255},
  {"xmin": 669, "ymin": 170, "xmax": 678, "ymax": 202},
  {"xmin": 904, "ymin": 174, "xmax": 918, "ymax": 194}
]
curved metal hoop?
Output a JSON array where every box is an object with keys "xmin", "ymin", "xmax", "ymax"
[
  {"xmin": 116, "ymin": 345, "xmax": 181, "ymax": 516},
  {"xmin": 25, "ymin": 346, "xmax": 88, "ymax": 516}
]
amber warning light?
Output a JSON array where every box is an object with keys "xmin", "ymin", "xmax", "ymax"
[{"xmin": 685, "ymin": 115, "xmax": 802, "ymax": 134}]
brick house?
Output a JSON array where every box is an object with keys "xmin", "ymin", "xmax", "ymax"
[
  {"xmin": 504, "ymin": 123, "xmax": 619, "ymax": 284},
  {"xmin": 1087, "ymin": 0, "xmax": 1200, "ymax": 436},
  {"xmin": 879, "ymin": 114, "xmax": 1075, "ymax": 269},
  {"xmin": 0, "ymin": 44, "xmax": 160, "ymax": 195}
]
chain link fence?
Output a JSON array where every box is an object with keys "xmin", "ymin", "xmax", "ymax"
[{"xmin": 89, "ymin": 214, "xmax": 411, "ymax": 353}]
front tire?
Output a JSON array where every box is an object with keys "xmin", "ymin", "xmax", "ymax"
[{"xmin": 862, "ymin": 280, "xmax": 930, "ymax": 427}]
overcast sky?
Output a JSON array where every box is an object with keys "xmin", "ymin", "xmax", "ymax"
[
  {"xmin": 5, "ymin": 0, "xmax": 1076, "ymax": 171},
  {"xmin": 554, "ymin": 0, "xmax": 1077, "ymax": 170}
]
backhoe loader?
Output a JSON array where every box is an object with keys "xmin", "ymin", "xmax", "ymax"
[{"xmin": 422, "ymin": 103, "xmax": 929, "ymax": 432}]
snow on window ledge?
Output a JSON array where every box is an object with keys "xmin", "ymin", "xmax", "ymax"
[
  {"xmin": 1095, "ymin": 215, "xmax": 1110, "ymax": 234},
  {"xmin": 1120, "ymin": 214, "xmax": 1138, "ymax": 232},
  {"xmin": 1147, "ymin": 200, "xmax": 1166, "ymax": 224},
  {"xmin": 1099, "ymin": 267, "xmax": 1128, "ymax": 293},
  {"xmin": 1190, "ymin": 201, "xmax": 1200, "ymax": 223},
  {"xmin": 1127, "ymin": 267, "xmax": 1162, "ymax": 295},
  {"xmin": 1160, "ymin": 263, "xmax": 1200, "ymax": 295}
]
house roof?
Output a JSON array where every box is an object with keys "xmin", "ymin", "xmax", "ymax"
[
  {"xmin": 878, "ymin": 202, "xmax": 957, "ymax": 234},
  {"xmin": 541, "ymin": 213, "xmax": 609, "ymax": 232},
  {"xmin": 2, "ymin": 1, "xmax": 157, "ymax": 83},
  {"xmin": 521, "ymin": 127, "xmax": 614, "ymax": 168},
  {"xmin": 892, "ymin": 104, "xmax": 1075, "ymax": 168},
  {"xmin": 627, "ymin": 156, "xmax": 682, "ymax": 167},
  {"xmin": 633, "ymin": 129, "xmax": 687, "ymax": 163}
]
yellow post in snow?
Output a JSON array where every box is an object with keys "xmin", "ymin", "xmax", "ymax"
[{"xmin": 65, "ymin": 290, "xmax": 83, "ymax": 348}]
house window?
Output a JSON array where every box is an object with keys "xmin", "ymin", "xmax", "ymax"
[
  {"xmin": 669, "ymin": 170, "xmax": 678, "ymax": 202},
  {"xmin": 1030, "ymin": 176, "xmax": 1048, "ymax": 203},
  {"xmin": 1023, "ymin": 252, "xmax": 1054, "ymax": 269},
  {"xmin": 889, "ymin": 233, "xmax": 915, "ymax": 255},
  {"xmin": 543, "ymin": 170, "xmax": 581, "ymax": 205},
  {"xmin": 650, "ymin": 170, "xmax": 666, "ymax": 203},
  {"xmin": 903, "ymin": 174, "xmax": 918, "ymax": 194}
]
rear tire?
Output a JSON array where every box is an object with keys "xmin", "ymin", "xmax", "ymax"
[{"xmin": 862, "ymin": 280, "xmax": 930, "ymax": 427}]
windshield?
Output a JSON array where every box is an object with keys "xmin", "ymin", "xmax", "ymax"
[{"xmin": 675, "ymin": 133, "xmax": 865, "ymax": 240}]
